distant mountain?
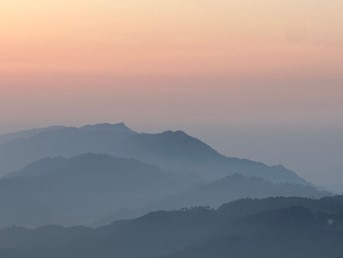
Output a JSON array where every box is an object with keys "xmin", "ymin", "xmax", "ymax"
[
  {"xmin": 0, "ymin": 149, "xmax": 326, "ymax": 228},
  {"xmin": 0, "ymin": 123, "xmax": 306, "ymax": 184},
  {"xmin": 0, "ymin": 123, "xmax": 137, "ymax": 174},
  {"xmin": 111, "ymin": 130, "xmax": 306, "ymax": 184},
  {"xmin": 6, "ymin": 157, "xmax": 67, "ymax": 179},
  {"xmin": 147, "ymin": 174, "xmax": 329, "ymax": 210},
  {"xmin": 0, "ymin": 126, "xmax": 66, "ymax": 145},
  {"xmin": 0, "ymin": 153, "xmax": 196, "ymax": 227},
  {"xmin": 96, "ymin": 174, "xmax": 329, "ymax": 225},
  {"xmin": 0, "ymin": 195, "xmax": 342, "ymax": 258}
]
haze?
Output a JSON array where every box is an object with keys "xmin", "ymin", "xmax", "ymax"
[{"xmin": 0, "ymin": 0, "xmax": 342, "ymax": 191}]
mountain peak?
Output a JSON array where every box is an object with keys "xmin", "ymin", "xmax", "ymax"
[
  {"xmin": 161, "ymin": 130, "xmax": 188, "ymax": 136},
  {"xmin": 80, "ymin": 123, "xmax": 136, "ymax": 134}
]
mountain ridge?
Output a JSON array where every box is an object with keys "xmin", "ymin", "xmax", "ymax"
[
  {"xmin": 0, "ymin": 195, "xmax": 342, "ymax": 258},
  {"xmin": 0, "ymin": 123, "xmax": 307, "ymax": 185},
  {"xmin": 0, "ymin": 153, "xmax": 198, "ymax": 227}
]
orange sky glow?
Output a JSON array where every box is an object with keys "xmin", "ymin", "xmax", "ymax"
[
  {"xmin": 0, "ymin": 0, "xmax": 343, "ymax": 190},
  {"xmin": 0, "ymin": 0, "xmax": 342, "ymax": 77},
  {"xmin": 1, "ymin": 0, "xmax": 342, "ymax": 126},
  {"xmin": 0, "ymin": 0, "xmax": 342, "ymax": 130}
]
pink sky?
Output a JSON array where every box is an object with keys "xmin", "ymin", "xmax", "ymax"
[
  {"xmin": 1, "ymin": 0, "xmax": 342, "ymax": 132},
  {"xmin": 0, "ymin": 0, "xmax": 342, "ymax": 190},
  {"xmin": 1, "ymin": 0, "xmax": 342, "ymax": 76}
]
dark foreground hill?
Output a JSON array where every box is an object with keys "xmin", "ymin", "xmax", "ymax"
[
  {"xmin": 0, "ymin": 123, "xmax": 305, "ymax": 184},
  {"xmin": 0, "ymin": 196, "xmax": 342, "ymax": 258}
]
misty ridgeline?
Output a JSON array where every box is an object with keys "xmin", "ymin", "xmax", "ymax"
[{"xmin": 0, "ymin": 123, "xmax": 340, "ymax": 258}]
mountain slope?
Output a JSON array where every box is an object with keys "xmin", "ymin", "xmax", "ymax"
[
  {"xmin": 0, "ymin": 123, "xmax": 137, "ymax": 174},
  {"xmin": 0, "ymin": 196, "xmax": 342, "ymax": 258},
  {"xmin": 0, "ymin": 123, "xmax": 307, "ymax": 184},
  {"xmin": 148, "ymin": 174, "xmax": 329, "ymax": 210},
  {"xmin": 0, "ymin": 126, "xmax": 66, "ymax": 145},
  {"xmin": 161, "ymin": 206, "xmax": 343, "ymax": 258},
  {"xmin": 112, "ymin": 130, "xmax": 306, "ymax": 184},
  {"xmin": 0, "ymin": 153, "xmax": 196, "ymax": 227},
  {"xmin": 95, "ymin": 174, "xmax": 329, "ymax": 225}
]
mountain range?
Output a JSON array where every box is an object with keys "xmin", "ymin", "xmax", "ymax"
[
  {"xmin": 0, "ymin": 123, "xmax": 306, "ymax": 184},
  {"xmin": 0, "ymin": 153, "xmax": 328, "ymax": 227},
  {"xmin": 97, "ymin": 173, "xmax": 329, "ymax": 225},
  {"xmin": 0, "ymin": 195, "xmax": 342, "ymax": 258},
  {"xmin": 0, "ymin": 122, "xmax": 337, "ymax": 257},
  {"xmin": 0, "ymin": 153, "xmax": 197, "ymax": 227},
  {"xmin": 0, "ymin": 123, "xmax": 329, "ymax": 227}
]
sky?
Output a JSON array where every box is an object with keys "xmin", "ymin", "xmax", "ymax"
[{"xmin": 0, "ymin": 0, "xmax": 342, "ymax": 191}]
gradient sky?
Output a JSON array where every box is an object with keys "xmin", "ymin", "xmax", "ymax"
[
  {"xmin": 1, "ymin": 0, "xmax": 343, "ymax": 76},
  {"xmin": 0, "ymin": 0, "xmax": 342, "ymax": 191}
]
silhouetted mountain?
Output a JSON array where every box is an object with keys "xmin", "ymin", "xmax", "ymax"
[
  {"xmin": 0, "ymin": 123, "xmax": 306, "ymax": 184},
  {"xmin": 0, "ymin": 123, "xmax": 137, "ymax": 174},
  {"xmin": 96, "ymin": 174, "xmax": 329, "ymax": 225},
  {"xmin": 161, "ymin": 206, "xmax": 343, "ymax": 258},
  {"xmin": 0, "ymin": 225, "xmax": 92, "ymax": 250},
  {"xmin": 147, "ymin": 174, "xmax": 329, "ymax": 210},
  {"xmin": 0, "ymin": 196, "xmax": 342, "ymax": 258},
  {"xmin": 0, "ymin": 153, "xmax": 196, "ymax": 227},
  {"xmin": 112, "ymin": 131, "xmax": 306, "ymax": 184}
]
